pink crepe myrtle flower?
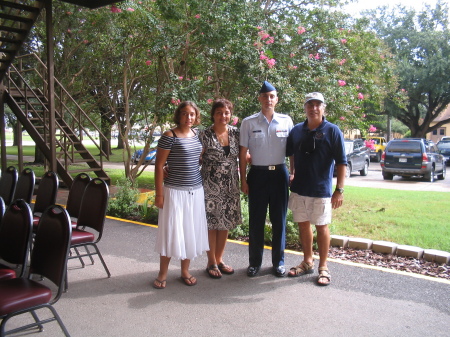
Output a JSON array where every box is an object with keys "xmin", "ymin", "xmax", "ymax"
[
  {"xmin": 309, "ymin": 54, "xmax": 313, "ymax": 59},
  {"xmin": 126, "ymin": 8, "xmax": 135, "ymax": 12},
  {"xmin": 341, "ymin": 39, "xmax": 347, "ymax": 44},
  {"xmin": 195, "ymin": 14, "xmax": 201, "ymax": 19},
  {"xmin": 356, "ymin": 85, "xmax": 360, "ymax": 89},
  {"xmin": 178, "ymin": 76, "xmax": 183, "ymax": 80},
  {"xmin": 266, "ymin": 58, "xmax": 276, "ymax": 68},
  {"xmin": 362, "ymin": 114, "xmax": 366, "ymax": 118},
  {"xmin": 314, "ymin": 53, "xmax": 320, "ymax": 60},
  {"xmin": 368, "ymin": 125, "xmax": 377, "ymax": 133},
  {"xmin": 260, "ymin": 53, "xmax": 268, "ymax": 60},
  {"xmin": 290, "ymin": 53, "xmax": 295, "ymax": 58},
  {"xmin": 365, "ymin": 140, "xmax": 376, "ymax": 149},
  {"xmin": 207, "ymin": 99, "xmax": 214, "ymax": 105},
  {"xmin": 339, "ymin": 116, "xmax": 345, "ymax": 120},
  {"xmin": 257, "ymin": 26, "xmax": 262, "ymax": 30},
  {"xmin": 292, "ymin": 66, "xmax": 298, "ymax": 69},
  {"xmin": 110, "ymin": 5, "xmax": 122, "ymax": 13},
  {"xmin": 232, "ymin": 116, "xmax": 239, "ymax": 125},
  {"xmin": 67, "ymin": 29, "xmax": 72, "ymax": 33},
  {"xmin": 339, "ymin": 59, "xmax": 346, "ymax": 65},
  {"xmin": 145, "ymin": 60, "xmax": 152, "ymax": 66},
  {"xmin": 265, "ymin": 36, "xmax": 275, "ymax": 44},
  {"xmin": 83, "ymin": 40, "xmax": 89, "ymax": 44},
  {"xmin": 171, "ymin": 98, "xmax": 181, "ymax": 105},
  {"xmin": 357, "ymin": 93, "xmax": 364, "ymax": 100},
  {"xmin": 338, "ymin": 80, "xmax": 346, "ymax": 87},
  {"xmin": 297, "ymin": 26, "xmax": 306, "ymax": 34}
]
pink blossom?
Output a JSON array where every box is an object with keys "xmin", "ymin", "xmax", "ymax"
[
  {"xmin": 368, "ymin": 125, "xmax": 377, "ymax": 133},
  {"xmin": 266, "ymin": 58, "xmax": 276, "ymax": 68},
  {"xmin": 362, "ymin": 114, "xmax": 366, "ymax": 118},
  {"xmin": 341, "ymin": 39, "xmax": 347, "ymax": 44},
  {"xmin": 292, "ymin": 66, "xmax": 298, "ymax": 69},
  {"xmin": 67, "ymin": 29, "xmax": 72, "ymax": 33},
  {"xmin": 178, "ymin": 76, "xmax": 183, "ymax": 80},
  {"xmin": 365, "ymin": 140, "xmax": 375, "ymax": 149},
  {"xmin": 207, "ymin": 99, "xmax": 214, "ymax": 104},
  {"xmin": 309, "ymin": 54, "xmax": 313, "ymax": 59},
  {"xmin": 314, "ymin": 53, "xmax": 320, "ymax": 60},
  {"xmin": 259, "ymin": 52, "xmax": 268, "ymax": 60},
  {"xmin": 110, "ymin": 5, "xmax": 122, "ymax": 13},
  {"xmin": 401, "ymin": 88, "xmax": 406, "ymax": 92},
  {"xmin": 265, "ymin": 36, "xmax": 275, "ymax": 44},
  {"xmin": 126, "ymin": 8, "xmax": 135, "ymax": 12},
  {"xmin": 339, "ymin": 59, "xmax": 346, "ymax": 65},
  {"xmin": 357, "ymin": 93, "xmax": 364, "ymax": 100},
  {"xmin": 66, "ymin": 11, "xmax": 72, "ymax": 15},
  {"xmin": 257, "ymin": 26, "xmax": 262, "ymax": 30},
  {"xmin": 145, "ymin": 60, "xmax": 152, "ymax": 66},
  {"xmin": 338, "ymin": 80, "xmax": 346, "ymax": 87},
  {"xmin": 339, "ymin": 116, "xmax": 345, "ymax": 120},
  {"xmin": 232, "ymin": 116, "xmax": 239, "ymax": 125},
  {"xmin": 297, "ymin": 26, "xmax": 306, "ymax": 34},
  {"xmin": 195, "ymin": 14, "xmax": 201, "ymax": 19},
  {"xmin": 290, "ymin": 53, "xmax": 295, "ymax": 58},
  {"xmin": 356, "ymin": 85, "xmax": 360, "ymax": 89},
  {"xmin": 259, "ymin": 32, "xmax": 270, "ymax": 40},
  {"xmin": 83, "ymin": 40, "xmax": 89, "ymax": 44}
]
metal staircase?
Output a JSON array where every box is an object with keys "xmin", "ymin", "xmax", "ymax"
[
  {"xmin": 0, "ymin": 0, "xmax": 112, "ymax": 187},
  {"xmin": 0, "ymin": 0, "xmax": 44, "ymax": 82},
  {"xmin": 4, "ymin": 53, "xmax": 110, "ymax": 186}
]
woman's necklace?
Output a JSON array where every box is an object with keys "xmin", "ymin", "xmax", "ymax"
[{"xmin": 214, "ymin": 127, "xmax": 228, "ymax": 146}]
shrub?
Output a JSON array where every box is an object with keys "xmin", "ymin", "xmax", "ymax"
[
  {"xmin": 139, "ymin": 194, "xmax": 159, "ymax": 224},
  {"xmin": 107, "ymin": 178, "xmax": 140, "ymax": 219}
]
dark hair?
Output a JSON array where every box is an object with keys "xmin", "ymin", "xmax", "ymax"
[
  {"xmin": 173, "ymin": 101, "xmax": 201, "ymax": 126},
  {"xmin": 210, "ymin": 99, "xmax": 234, "ymax": 123}
]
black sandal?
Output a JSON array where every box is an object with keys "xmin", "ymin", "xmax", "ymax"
[{"xmin": 206, "ymin": 264, "xmax": 222, "ymax": 279}]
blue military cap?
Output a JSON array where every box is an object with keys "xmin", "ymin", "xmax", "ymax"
[{"xmin": 259, "ymin": 81, "xmax": 276, "ymax": 93}]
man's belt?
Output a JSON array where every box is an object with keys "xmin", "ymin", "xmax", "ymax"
[{"xmin": 251, "ymin": 164, "xmax": 285, "ymax": 171}]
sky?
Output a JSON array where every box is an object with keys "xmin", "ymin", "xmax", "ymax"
[{"xmin": 342, "ymin": 0, "xmax": 447, "ymax": 17}]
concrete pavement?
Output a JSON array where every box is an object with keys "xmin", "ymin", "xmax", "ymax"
[{"xmin": 4, "ymin": 217, "xmax": 449, "ymax": 337}]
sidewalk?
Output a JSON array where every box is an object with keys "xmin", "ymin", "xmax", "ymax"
[{"xmin": 4, "ymin": 216, "xmax": 450, "ymax": 336}]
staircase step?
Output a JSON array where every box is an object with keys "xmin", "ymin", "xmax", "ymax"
[
  {"xmin": 0, "ymin": 48, "xmax": 17, "ymax": 54},
  {"xmin": 68, "ymin": 168, "xmax": 104, "ymax": 174},
  {"xmin": 0, "ymin": 1, "xmax": 41, "ymax": 13},
  {"xmin": 0, "ymin": 13, "xmax": 34, "ymax": 24},
  {"xmin": 0, "ymin": 37, "xmax": 21, "ymax": 44},
  {"xmin": 0, "ymin": 25, "xmax": 28, "ymax": 34}
]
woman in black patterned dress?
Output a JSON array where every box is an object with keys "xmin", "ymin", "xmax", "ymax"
[{"xmin": 199, "ymin": 99, "xmax": 242, "ymax": 279}]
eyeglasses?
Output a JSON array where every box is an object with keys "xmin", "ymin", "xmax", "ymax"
[{"xmin": 300, "ymin": 131, "xmax": 316, "ymax": 155}]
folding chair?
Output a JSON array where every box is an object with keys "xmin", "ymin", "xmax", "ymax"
[
  {"xmin": 0, "ymin": 205, "xmax": 72, "ymax": 336},
  {"xmin": 0, "ymin": 199, "xmax": 33, "ymax": 280},
  {"xmin": 0, "ymin": 166, "xmax": 18, "ymax": 206},
  {"xmin": 13, "ymin": 168, "xmax": 36, "ymax": 205},
  {"xmin": 68, "ymin": 178, "xmax": 110, "ymax": 287}
]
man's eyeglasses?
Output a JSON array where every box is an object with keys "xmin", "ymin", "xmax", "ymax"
[{"xmin": 300, "ymin": 131, "xmax": 316, "ymax": 155}]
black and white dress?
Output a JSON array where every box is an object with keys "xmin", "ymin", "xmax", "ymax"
[
  {"xmin": 199, "ymin": 125, "xmax": 242, "ymax": 230},
  {"xmin": 155, "ymin": 132, "xmax": 209, "ymax": 260}
]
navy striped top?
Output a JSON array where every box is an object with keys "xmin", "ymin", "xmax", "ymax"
[{"xmin": 158, "ymin": 133, "xmax": 203, "ymax": 188}]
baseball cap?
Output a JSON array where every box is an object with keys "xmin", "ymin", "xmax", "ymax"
[{"xmin": 304, "ymin": 92, "xmax": 325, "ymax": 104}]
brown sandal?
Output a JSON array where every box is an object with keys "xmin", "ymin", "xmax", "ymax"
[
  {"xmin": 317, "ymin": 267, "xmax": 331, "ymax": 286},
  {"xmin": 218, "ymin": 262, "xmax": 234, "ymax": 275},
  {"xmin": 288, "ymin": 261, "xmax": 314, "ymax": 277},
  {"xmin": 152, "ymin": 278, "xmax": 166, "ymax": 289}
]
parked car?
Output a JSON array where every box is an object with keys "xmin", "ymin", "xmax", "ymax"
[
  {"xmin": 335, "ymin": 139, "xmax": 370, "ymax": 178},
  {"xmin": 131, "ymin": 140, "xmax": 159, "ymax": 164},
  {"xmin": 437, "ymin": 141, "xmax": 450, "ymax": 166},
  {"xmin": 364, "ymin": 136, "xmax": 387, "ymax": 162},
  {"xmin": 380, "ymin": 138, "xmax": 446, "ymax": 182}
]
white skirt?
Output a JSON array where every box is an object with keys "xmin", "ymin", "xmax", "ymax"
[{"xmin": 155, "ymin": 185, "xmax": 209, "ymax": 260}]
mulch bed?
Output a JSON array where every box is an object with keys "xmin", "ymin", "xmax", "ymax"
[{"xmin": 234, "ymin": 237, "xmax": 449, "ymax": 280}]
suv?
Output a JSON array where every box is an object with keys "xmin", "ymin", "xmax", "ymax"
[
  {"xmin": 437, "ymin": 140, "xmax": 450, "ymax": 165},
  {"xmin": 380, "ymin": 138, "xmax": 446, "ymax": 182},
  {"xmin": 364, "ymin": 136, "xmax": 387, "ymax": 162},
  {"xmin": 336, "ymin": 139, "xmax": 370, "ymax": 178}
]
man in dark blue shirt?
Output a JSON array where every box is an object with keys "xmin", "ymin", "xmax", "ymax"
[{"xmin": 286, "ymin": 92, "xmax": 347, "ymax": 286}]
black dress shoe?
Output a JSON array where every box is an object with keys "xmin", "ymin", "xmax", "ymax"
[
  {"xmin": 274, "ymin": 265, "xmax": 286, "ymax": 277},
  {"xmin": 247, "ymin": 266, "xmax": 260, "ymax": 277}
]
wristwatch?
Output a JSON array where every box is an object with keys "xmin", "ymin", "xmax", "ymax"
[{"xmin": 335, "ymin": 187, "xmax": 344, "ymax": 194}]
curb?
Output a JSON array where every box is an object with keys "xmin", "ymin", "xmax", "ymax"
[{"xmin": 330, "ymin": 235, "xmax": 450, "ymax": 265}]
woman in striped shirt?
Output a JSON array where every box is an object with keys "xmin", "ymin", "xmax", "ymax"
[{"xmin": 153, "ymin": 101, "xmax": 209, "ymax": 289}]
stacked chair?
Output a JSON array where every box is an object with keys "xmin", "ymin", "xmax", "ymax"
[
  {"xmin": 0, "ymin": 205, "xmax": 72, "ymax": 336},
  {"xmin": 0, "ymin": 166, "xmax": 18, "ymax": 206}
]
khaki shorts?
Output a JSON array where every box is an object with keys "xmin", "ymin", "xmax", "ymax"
[{"xmin": 288, "ymin": 193, "xmax": 332, "ymax": 226}]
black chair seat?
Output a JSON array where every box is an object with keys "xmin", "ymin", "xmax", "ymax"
[
  {"xmin": 0, "ymin": 269, "xmax": 15, "ymax": 280},
  {"xmin": 71, "ymin": 229, "xmax": 95, "ymax": 244},
  {"xmin": 0, "ymin": 278, "xmax": 51, "ymax": 316}
]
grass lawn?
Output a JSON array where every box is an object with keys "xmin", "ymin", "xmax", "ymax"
[{"xmin": 4, "ymin": 145, "xmax": 449, "ymax": 251}]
